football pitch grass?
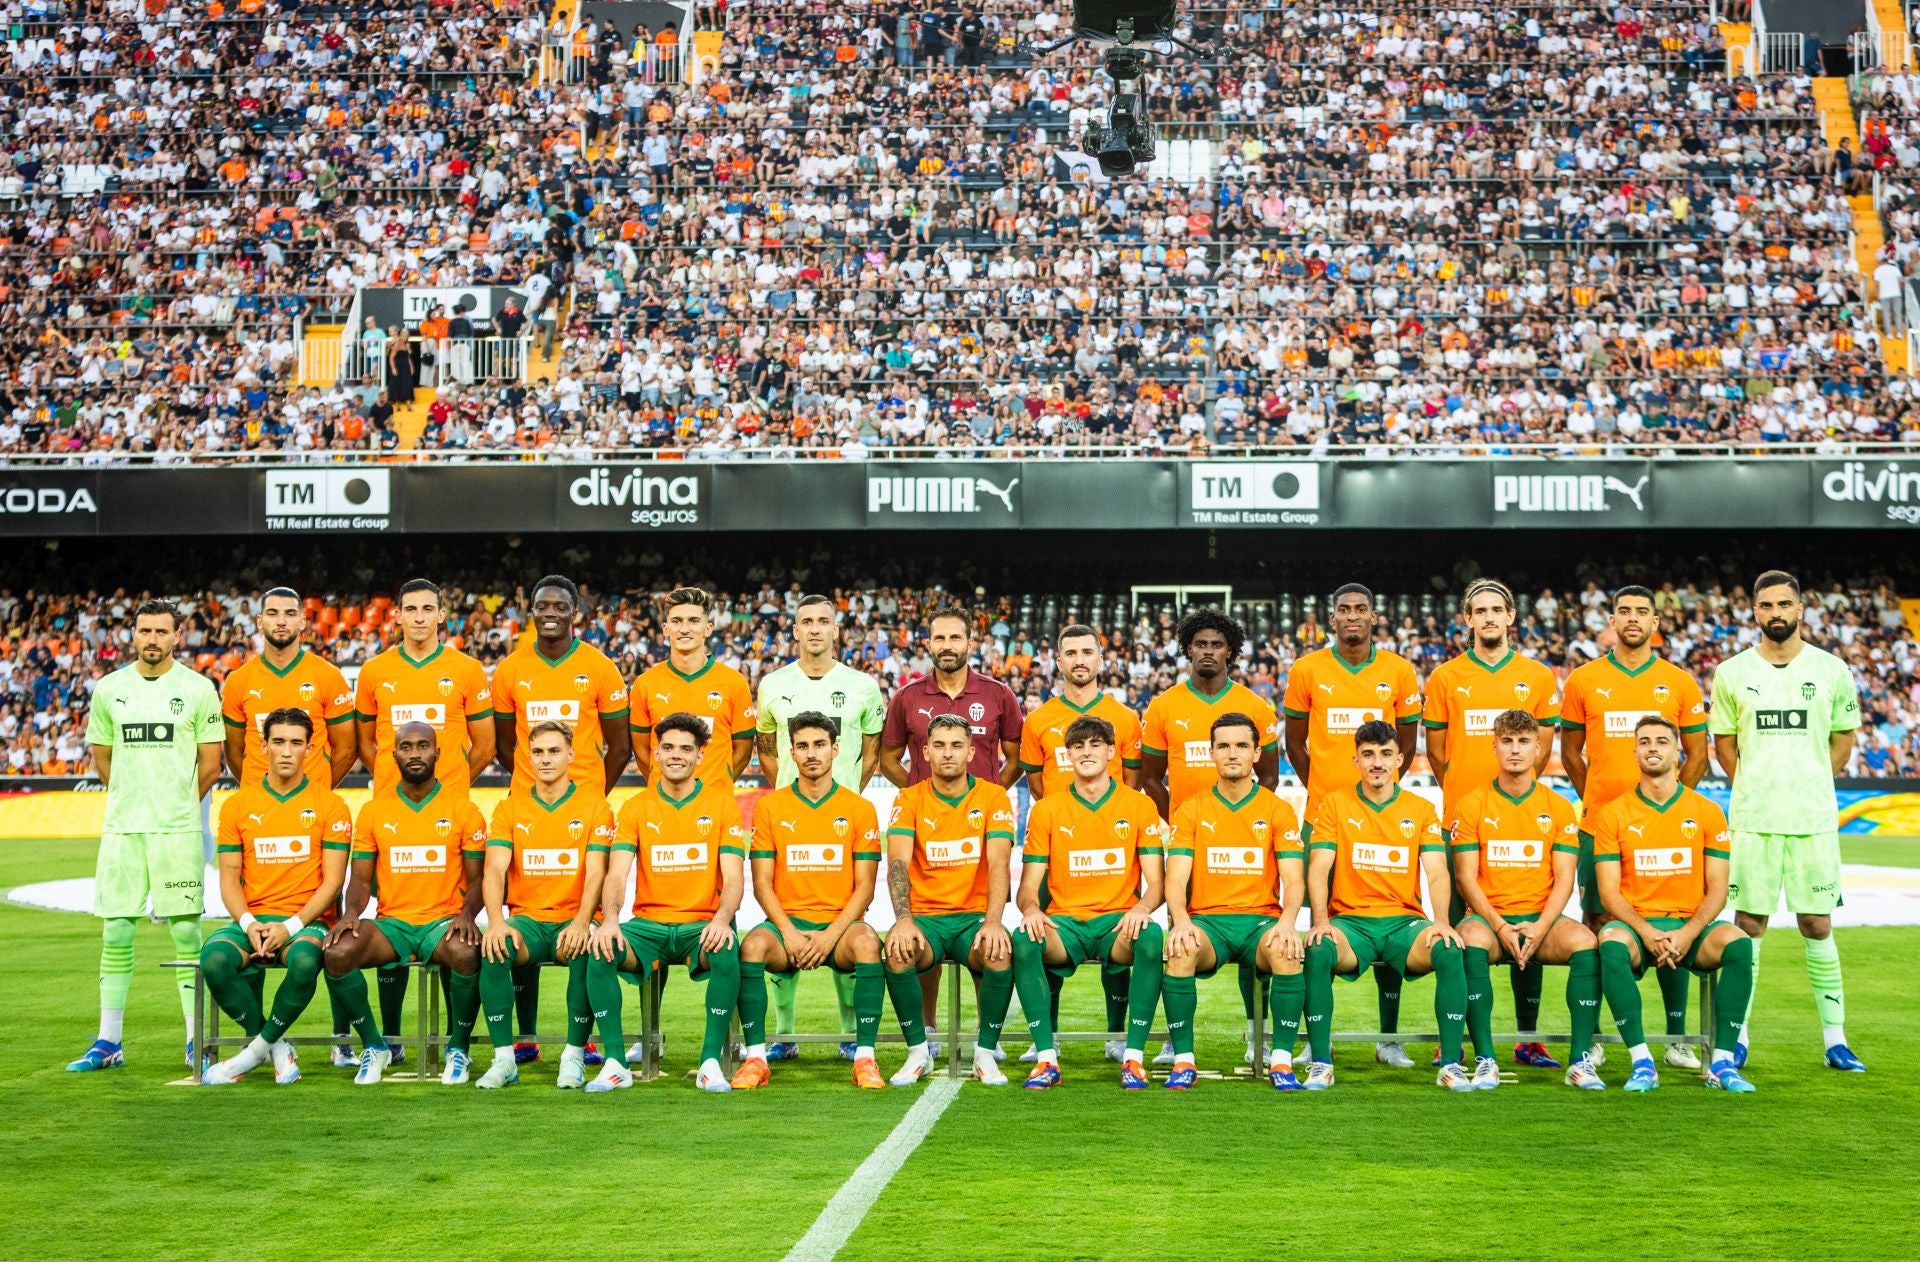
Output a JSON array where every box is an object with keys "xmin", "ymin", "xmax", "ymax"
[{"xmin": 5, "ymin": 838, "xmax": 1916, "ymax": 1262}]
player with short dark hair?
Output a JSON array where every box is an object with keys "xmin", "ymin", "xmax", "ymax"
[
  {"xmin": 1162, "ymin": 712, "xmax": 1307, "ymax": 1090},
  {"xmin": 1301, "ymin": 721, "xmax": 1467, "ymax": 1091},
  {"xmin": 1709, "ymin": 569, "xmax": 1864, "ymax": 1072},
  {"xmin": 1559, "ymin": 582, "xmax": 1710, "ymax": 1069},
  {"xmin": 1284, "ymin": 583, "xmax": 1424, "ymax": 1070},
  {"xmin": 68, "ymin": 599, "xmax": 225, "ymax": 1074},
  {"xmin": 630, "ymin": 587, "xmax": 757, "ymax": 787},
  {"xmin": 1594, "ymin": 715, "xmax": 1758, "ymax": 1093}
]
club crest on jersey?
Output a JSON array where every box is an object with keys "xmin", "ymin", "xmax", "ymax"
[
  {"xmin": 1252, "ymin": 818, "xmax": 1270, "ymax": 837},
  {"xmin": 831, "ymin": 690, "xmax": 846, "ymax": 708},
  {"xmin": 968, "ymin": 702, "xmax": 985, "ymax": 722},
  {"xmin": 1681, "ymin": 818, "xmax": 1700, "ymax": 841},
  {"xmin": 434, "ymin": 818, "xmax": 453, "ymax": 838},
  {"xmin": 966, "ymin": 808, "xmax": 985, "ymax": 829},
  {"xmin": 573, "ymin": 674, "xmax": 591, "ymax": 695},
  {"xmin": 1513, "ymin": 682, "xmax": 1532, "ymax": 704},
  {"xmin": 300, "ymin": 809, "xmax": 317, "ymax": 828},
  {"xmin": 298, "ymin": 681, "xmax": 317, "ymax": 703},
  {"xmin": 1801, "ymin": 682, "xmax": 1817, "ymax": 701},
  {"xmin": 1374, "ymin": 681, "xmax": 1393, "ymax": 705},
  {"xmin": 1398, "ymin": 818, "xmax": 1416, "ymax": 840},
  {"xmin": 1113, "ymin": 817, "xmax": 1133, "ymax": 841},
  {"xmin": 1653, "ymin": 684, "xmax": 1671, "ymax": 701},
  {"xmin": 567, "ymin": 818, "xmax": 585, "ymax": 841},
  {"xmin": 1535, "ymin": 813, "xmax": 1553, "ymax": 837},
  {"xmin": 437, "ymin": 677, "xmax": 455, "ymax": 698},
  {"xmin": 706, "ymin": 690, "xmax": 724, "ymax": 712},
  {"xmin": 170, "ymin": 697, "xmax": 185, "ymax": 715},
  {"xmin": 832, "ymin": 816, "xmax": 851, "ymax": 838},
  {"xmin": 696, "ymin": 815, "xmax": 715, "ymax": 838}
]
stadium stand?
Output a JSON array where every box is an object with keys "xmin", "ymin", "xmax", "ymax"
[
  {"xmin": 2, "ymin": 1, "xmax": 1918, "ymax": 456},
  {"xmin": 2, "ymin": 540, "xmax": 1915, "ymax": 777}
]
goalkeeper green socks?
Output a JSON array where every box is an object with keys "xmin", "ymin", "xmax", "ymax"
[
  {"xmin": 98, "ymin": 917, "xmax": 136, "ymax": 1042},
  {"xmin": 1162, "ymin": 974, "xmax": 1197, "ymax": 1059},
  {"xmin": 1804, "ymin": 932, "xmax": 1846, "ymax": 1045},
  {"xmin": 168, "ymin": 916, "xmax": 202, "ymax": 1035},
  {"xmin": 884, "ymin": 964, "xmax": 928, "ymax": 1046}
]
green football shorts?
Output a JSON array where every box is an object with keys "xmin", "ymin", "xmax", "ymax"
[
  {"xmin": 1190, "ymin": 912, "xmax": 1280, "ymax": 978},
  {"xmin": 1332, "ymin": 914, "xmax": 1429, "ymax": 978},
  {"xmin": 202, "ymin": 917, "xmax": 327, "ymax": 973},
  {"xmin": 506, "ymin": 914, "xmax": 574, "ymax": 964},
  {"xmin": 757, "ymin": 916, "xmax": 856, "ymax": 976},
  {"xmin": 1046, "ymin": 911, "xmax": 1129, "ymax": 978},
  {"xmin": 1603, "ymin": 915, "xmax": 1713, "ymax": 977},
  {"xmin": 370, "ymin": 915, "xmax": 456, "ymax": 964},
  {"xmin": 897, "ymin": 911, "xmax": 986, "ymax": 965},
  {"xmin": 620, "ymin": 917, "xmax": 727, "ymax": 979},
  {"xmin": 1729, "ymin": 831, "xmax": 1843, "ymax": 916},
  {"xmin": 95, "ymin": 830, "xmax": 204, "ymax": 919}
]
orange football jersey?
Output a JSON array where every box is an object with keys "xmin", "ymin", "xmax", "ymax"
[
  {"xmin": 354, "ymin": 644, "xmax": 493, "ymax": 797},
  {"xmin": 887, "ymin": 775, "xmax": 1016, "ymax": 915},
  {"xmin": 630, "ymin": 657, "xmax": 756, "ymax": 786},
  {"xmin": 1022, "ymin": 780, "xmax": 1166, "ymax": 919},
  {"xmin": 749, "ymin": 782, "xmax": 882, "ymax": 921},
  {"xmin": 491, "ymin": 637, "xmax": 630, "ymax": 792},
  {"xmin": 1590, "ymin": 785, "xmax": 1731, "ymax": 918},
  {"xmin": 216, "ymin": 776, "xmax": 353, "ymax": 916},
  {"xmin": 1282, "ymin": 646, "xmax": 1422, "ymax": 822},
  {"xmin": 614, "ymin": 779, "xmax": 745, "ymax": 923},
  {"xmin": 1421, "ymin": 648, "xmax": 1561, "ymax": 820},
  {"xmin": 1169, "ymin": 784, "xmax": 1302, "ymax": 917},
  {"xmin": 1142, "ymin": 680, "xmax": 1280, "ymax": 814},
  {"xmin": 1019, "ymin": 692, "xmax": 1143, "ymax": 797},
  {"xmin": 352, "ymin": 783, "xmax": 487, "ymax": 925},
  {"xmin": 1308, "ymin": 786, "xmax": 1445, "ymax": 919},
  {"xmin": 221, "ymin": 649, "xmax": 356, "ymax": 783},
  {"xmin": 486, "ymin": 783, "xmax": 615, "ymax": 921},
  {"xmin": 1447, "ymin": 780, "xmax": 1579, "ymax": 917},
  {"xmin": 1559, "ymin": 653, "xmax": 1708, "ymax": 822}
]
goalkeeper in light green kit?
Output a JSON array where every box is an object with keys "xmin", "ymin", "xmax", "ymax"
[
  {"xmin": 753, "ymin": 594, "xmax": 886, "ymax": 1060},
  {"xmin": 1708, "ymin": 569, "xmax": 1866, "ymax": 1073},
  {"xmin": 68, "ymin": 599, "xmax": 225, "ymax": 1073}
]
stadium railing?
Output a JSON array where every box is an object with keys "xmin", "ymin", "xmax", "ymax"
[{"xmin": 166, "ymin": 957, "xmax": 448, "ymax": 1085}]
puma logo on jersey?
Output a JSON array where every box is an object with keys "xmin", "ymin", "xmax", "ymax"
[
  {"xmin": 1173, "ymin": 719, "xmax": 1191, "ymax": 730},
  {"xmin": 514, "ymin": 823, "xmax": 531, "ymax": 835},
  {"xmin": 1593, "ymin": 688, "xmax": 1612, "ymax": 699},
  {"xmin": 655, "ymin": 692, "xmax": 671, "ymax": 703},
  {"xmin": 381, "ymin": 823, "xmax": 399, "ymax": 834},
  {"xmin": 248, "ymin": 689, "xmax": 263, "ymax": 699},
  {"xmin": 1317, "ymin": 683, "xmax": 1334, "ymax": 695},
  {"xmin": 779, "ymin": 820, "xmax": 798, "ymax": 832},
  {"xmin": 1483, "ymin": 817, "xmax": 1501, "ymax": 826},
  {"xmin": 248, "ymin": 813, "xmax": 265, "ymax": 824},
  {"xmin": 1455, "ymin": 685, "xmax": 1473, "ymax": 697},
  {"xmin": 379, "ymin": 681, "xmax": 397, "ymax": 692},
  {"xmin": 1626, "ymin": 824, "xmax": 1646, "ymax": 837},
  {"xmin": 917, "ymin": 707, "xmax": 934, "ymax": 719},
  {"xmin": 922, "ymin": 817, "xmax": 939, "ymax": 828},
  {"xmin": 644, "ymin": 821, "xmax": 662, "ymax": 834},
  {"xmin": 1199, "ymin": 820, "xmax": 1217, "ymax": 833},
  {"xmin": 1057, "ymin": 825, "xmax": 1075, "ymax": 838}
]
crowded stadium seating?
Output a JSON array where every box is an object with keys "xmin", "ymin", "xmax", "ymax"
[
  {"xmin": 3, "ymin": 1, "xmax": 1918, "ymax": 456},
  {"xmin": 3, "ymin": 554, "xmax": 1914, "ymax": 777}
]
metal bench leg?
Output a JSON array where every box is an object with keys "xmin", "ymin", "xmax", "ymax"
[
  {"xmin": 947, "ymin": 961, "xmax": 965, "ymax": 1079},
  {"xmin": 1699, "ymin": 971, "xmax": 1717, "ymax": 1083},
  {"xmin": 424, "ymin": 963, "xmax": 442, "ymax": 1077},
  {"xmin": 641, "ymin": 967, "xmax": 663, "ymax": 1082},
  {"xmin": 1253, "ymin": 975, "xmax": 1268, "ymax": 1075}
]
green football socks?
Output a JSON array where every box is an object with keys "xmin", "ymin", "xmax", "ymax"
[
  {"xmin": 1566, "ymin": 948, "xmax": 1601, "ymax": 1060},
  {"xmin": 565, "ymin": 953, "xmax": 593, "ymax": 1048},
  {"xmin": 698, "ymin": 943, "xmax": 741, "ymax": 1063},
  {"xmin": 1010, "ymin": 932, "xmax": 1056, "ymax": 1053},
  {"xmin": 1267, "ymin": 970, "xmax": 1305, "ymax": 1063},
  {"xmin": 446, "ymin": 967, "xmax": 480, "ymax": 1053},
  {"xmin": 1303, "ymin": 939, "xmax": 1336, "ymax": 1062},
  {"xmin": 326, "ymin": 967, "xmax": 386, "ymax": 1051},
  {"xmin": 1464, "ymin": 946, "xmax": 1495, "ymax": 1059},
  {"xmin": 1717, "ymin": 936, "xmax": 1756, "ymax": 1055},
  {"xmin": 1162, "ymin": 974, "xmax": 1197, "ymax": 1058},
  {"xmin": 201, "ymin": 936, "xmax": 264, "ymax": 1037},
  {"xmin": 479, "ymin": 955, "xmax": 519, "ymax": 1050},
  {"xmin": 1658, "ymin": 962, "xmax": 1691, "ymax": 1037},
  {"xmin": 736, "ymin": 962, "xmax": 769, "ymax": 1048},
  {"xmin": 260, "ymin": 939, "xmax": 324, "ymax": 1046},
  {"xmin": 1430, "ymin": 942, "xmax": 1467, "ymax": 1065},
  {"xmin": 585, "ymin": 951, "xmax": 629, "ymax": 1066},
  {"xmin": 978, "ymin": 965, "xmax": 1014, "ymax": 1052},
  {"xmin": 98, "ymin": 917, "xmax": 136, "ymax": 1042},
  {"xmin": 1374, "ymin": 963, "xmax": 1402, "ymax": 1034},
  {"xmin": 1599, "ymin": 939, "xmax": 1645, "ymax": 1047},
  {"xmin": 1124, "ymin": 924, "xmax": 1165, "ymax": 1052},
  {"xmin": 1510, "ymin": 959, "xmax": 1544, "ymax": 1036},
  {"xmin": 884, "ymin": 964, "xmax": 928, "ymax": 1047},
  {"xmin": 851, "ymin": 962, "xmax": 885, "ymax": 1050},
  {"xmin": 1804, "ymin": 933, "xmax": 1845, "ymax": 1032}
]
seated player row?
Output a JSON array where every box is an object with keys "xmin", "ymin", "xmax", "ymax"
[{"xmin": 199, "ymin": 702, "xmax": 1758, "ymax": 1094}]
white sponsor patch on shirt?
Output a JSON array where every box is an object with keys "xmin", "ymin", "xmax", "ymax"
[
  {"xmin": 1632, "ymin": 848, "xmax": 1694, "ymax": 876},
  {"xmin": 1181, "ymin": 740, "xmax": 1212, "ymax": 765},
  {"xmin": 1325, "ymin": 707, "xmax": 1383, "ymax": 735},
  {"xmin": 1350, "ymin": 841, "xmax": 1411, "ymax": 872},
  {"xmin": 1602, "ymin": 709, "xmax": 1658, "ymax": 738},
  {"xmin": 389, "ymin": 703, "xmax": 446, "ymax": 728},
  {"xmin": 1485, "ymin": 838, "xmax": 1544, "ymax": 868},
  {"xmin": 1067, "ymin": 848, "xmax": 1126, "ymax": 876},
  {"xmin": 1461, "ymin": 709, "xmax": 1503, "ymax": 736},
  {"xmin": 1206, "ymin": 845, "xmax": 1265, "ymax": 874},
  {"xmin": 922, "ymin": 838, "xmax": 980, "ymax": 867},
  {"xmin": 387, "ymin": 844, "xmax": 447, "ymax": 872},
  {"xmin": 251, "ymin": 834, "xmax": 310, "ymax": 863},
  {"xmin": 524, "ymin": 699, "xmax": 581, "ymax": 724},
  {"xmin": 785, "ymin": 843, "xmax": 846, "ymax": 872},
  {"xmin": 520, "ymin": 848, "xmax": 580, "ymax": 875},
  {"xmin": 650, "ymin": 842, "xmax": 708, "ymax": 872}
]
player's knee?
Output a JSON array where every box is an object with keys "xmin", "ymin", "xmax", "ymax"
[
  {"xmin": 1460, "ymin": 920, "xmax": 1495, "ymax": 951},
  {"xmin": 1133, "ymin": 921, "xmax": 1164, "ymax": 955},
  {"xmin": 199, "ymin": 942, "xmax": 239, "ymax": 979},
  {"xmin": 1563, "ymin": 923, "xmax": 1598, "ymax": 953},
  {"xmin": 102, "ymin": 917, "xmax": 137, "ymax": 948},
  {"xmin": 1796, "ymin": 913, "xmax": 1831, "ymax": 940},
  {"xmin": 1304, "ymin": 939, "xmax": 1335, "ymax": 975},
  {"xmin": 1428, "ymin": 940, "xmax": 1463, "ymax": 973},
  {"xmin": 740, "ymin": 929, "xmax": 772, "ymax": 963},
  {"xmin": 845, "ymin": 924, "xmax": 880, "ymax": 962},
  {"xmin": 1719, "ymin": 932, "xmax": 1754, "ymax": 965}
]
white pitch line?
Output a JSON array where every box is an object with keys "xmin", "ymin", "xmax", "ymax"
[{"xmin": 782, "ymin": 1077, "xmax": 962, "ymax": 1262}]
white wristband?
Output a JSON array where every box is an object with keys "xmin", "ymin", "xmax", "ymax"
[
  {"xmin": 282, "ymin": 916, "xmax": 304, "ymax": 938},
  {"xmin": 239, "ymin": 913, "xmax": 258, "ymax": 931}
]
